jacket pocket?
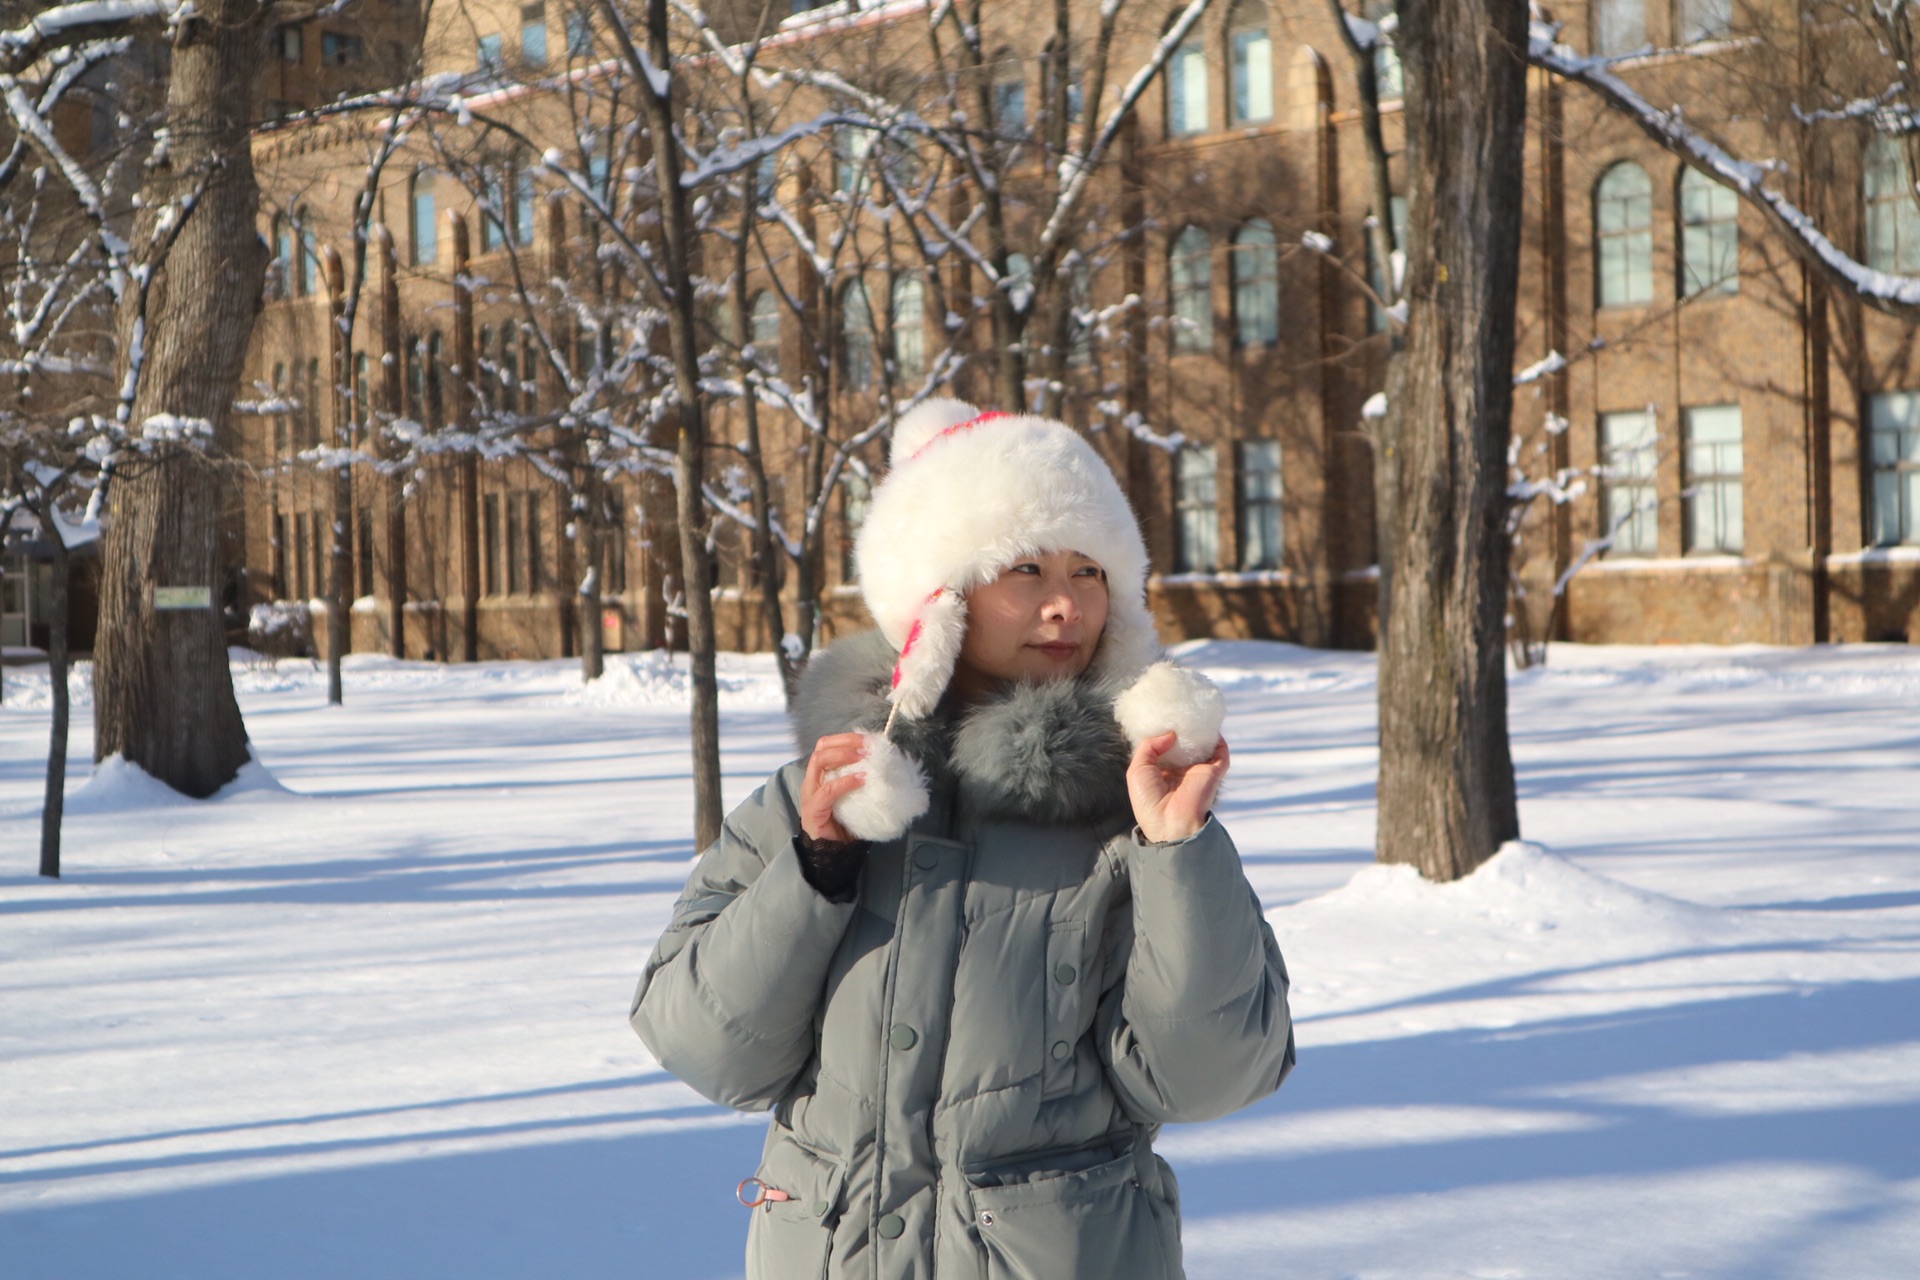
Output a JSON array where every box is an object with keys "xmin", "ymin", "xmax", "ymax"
[
  {"xmin": 745, "ymin": 1128, "xmax": 847, "ymax": 1280},
  {"xmin": 964, "ymin": 1146, "xmax": 1178, "ymax": 1280}
]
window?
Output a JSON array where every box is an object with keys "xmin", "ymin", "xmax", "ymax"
[
  {"xmin": 605, "ymin": 486, "xmax": 629, "ymax": 595},
  {"xmin": 410, "ymin": 172, "xmax": 437, "ymax": 266},
  {"xmin": 1004, "ymin": 252, "xmax": 1034, "ymax": 316},
  {"xmin": 835, "ymin": 126, "xmax": 873, "ymax": 197},
  {"xmin": 278, "ymin": 25, "xmax": 302, "ymax": 62},
  {"xmin": 320, "ymin": 31, "xmax": 362, "ymax": 65},
  {"xmin": 482, "ymin": 493, "xmax": 502, "ymax": 594},
  {"xmin": 1228, "ymin": 3, "xmax": 1272, "ymax": 126},
  {"xmin": 304, "ymin": 357, "xmax": 322, "ymax": 448},
  {"xmin": 515, "ymin": 168, "xmax": 537, "ymax": 247},
  {"xmin": 1868, "ymin": 392, "xmax": 1920, "ymax": 545},
  {"xmin": 1864, "ymin": 135, "xmax": 1920, "ymax": 276},
  {"xmin": 1367, "ymin": 194, "xmax": 1409, "ymax": 333},
  {"xmin": 506, "ymin": 491, "xmax": 528, "ymax": 594},
  {"xmin": 1683, "ymin": 404, "xmax": 1742, "ymax": 553},
  {"xmin": 1592, "ymin": 0, "xmax": 1645, "ymax": 55},
  {"xmin": 495, "ymin": 326, "xmax": 517, "ymax": 413},
  {"xmin": 1367, "ymin": 0, "xmax": 1403, "ymax": 99},
  {"xmin": 994, "ymin": 73, "xmax": 1028, "ymax": 135},
  {"xmin": 1595, "ymin": 162, "xmax": 1653, "ymax": 307},
  {"xmin": 1068, "ymin": 262, "xmax": 1094, "ymax": 367},
  {"xmin": 749, "ymin": 290, "xmax": 780, "ymax": 372},
  {"xmin": 566, "ymin": 8, "xmax": 592, "ymax": 57},
  {"xmin": 1239, "ymin": 439, "xmax": 1283, "ymax": 570},
  {"xmin": 297, "ymin": 218, "xmax": 319, "ymax": 297},
  {"xmin": 481, "ymin": 171, "xmax": 507, "ymax": 252},
  {"xmin": 353, "ymin": 353, "xmax": 370, "ymax": 426},
  {"xmin": 521, "ymin": 4, "xmax": 548, "ymax": 66},
  {"xmin": 841, "ymin": 470, "xmax": 871, "ymax": 580},
  {"xmin": 891, "ymin": 276, "xmax": 926, "ymax": 384},
  {"xmin": 479, "ymin": 32, "xmax": 504, "ymax": 73},
  {"xmin": 1170, "ymin": 226, "xmax": 1212, "ymax": 353},
  {"xmin": 271, "ymin": 215, "xmax": 294, "ymax": 298},
  {"xmin": 293, "ymin": 510, "xmax": 310, "ymax": 601},
  {"xmin": 1232, "ymin": 220, "xmax": 1279, "ymax": 345},
  {"xmin": 520, "ymin": 328, "xmax": 539, "ymax": 414},
  {"xmin": 271, "ymin": 513, "xmax": 288, "ymax": 599},
  {"xmin": 1599, "ymin": 409, "xmax": 1658, "ymax": 556},
  {"xmin": 1174, "ymin": 445, "xmax": 1221, "ymax": 572},
  {"xmin": 1678, "ymin": 0, "xmax": 1732, "ymax": 44},
  {"xmin": 1679, "ymin": 167, "xmax": 1738, "ymax": 297},
  {"xmin": 271, "ymin": 362, "xmax": 289, "ymax": 457},
  {"xmin": 405, "ymin": 335, "xmax": 425, "ymax": 421},
  {"xmin": 1167, "ymin": 39, "xmax": 1208, "ymax": 136},
  {"xmin": 841, "ymin": 282, "xmax": 874, "ymax": 390},
  {"xmin": 426, "ymin": 332, "xmax": 446, "ymax": 426},
  {"xmin": 356, "ymin": 507, "xmax": 375, "ymax": 598}
]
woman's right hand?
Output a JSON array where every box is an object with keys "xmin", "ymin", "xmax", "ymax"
[{"xmin": 799, "ymin": 732, "xmax": 869, "ymax": 843}]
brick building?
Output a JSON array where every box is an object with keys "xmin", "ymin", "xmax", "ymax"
[{"xmin": 233, "ymin": 0, "xmax": 1920, "ymax": 665}]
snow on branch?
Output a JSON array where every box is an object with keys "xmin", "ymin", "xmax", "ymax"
[
  {"xmin": 1514, "ymin": 350, "xmax": 1567, "ymax": 385},
  {"xmin": 0, "ymin": 0, "xmax": 171, "ymax": 74},
  {"xmin": 1530, "ymin": 22, "xmax": 1920, "ymax": 314}
]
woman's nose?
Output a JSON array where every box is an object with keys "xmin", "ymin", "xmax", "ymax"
[{"xmin": 1042, "ymin": 588, "xmax": 1080, "ymax": 623}]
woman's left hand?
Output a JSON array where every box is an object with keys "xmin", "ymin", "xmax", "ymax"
[{"xmin": 1127, "ymin": 732, "xmax": 1229, "ymax": 845}]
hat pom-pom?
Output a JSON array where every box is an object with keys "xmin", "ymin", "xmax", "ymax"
[
  {"xmin": 1114, "ymin": 662, "xmax": 1226, "ymax": 767},
  {"xmin": 828, "ymin": 730, "xmax": 931, "ymax": 842},
  {"xmin": 888, "ymin": 398, "xmax": 981, "ymax": 466}
]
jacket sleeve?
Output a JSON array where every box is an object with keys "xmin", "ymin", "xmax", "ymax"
[
  {"xmin": 629, "ymin": 761, "xmax": 860, "ymax": 1112},
  {"xmin": 1096, "ymin": 816, "xmax": 1295, "ymax": 1124}
]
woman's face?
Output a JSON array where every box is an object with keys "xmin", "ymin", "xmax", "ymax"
[{"xmin": 953, "ymin": 549, "xmax": 1110, "ymax": 693}]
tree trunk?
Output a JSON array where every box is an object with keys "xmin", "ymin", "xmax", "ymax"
[
  {"xmin": 578, "ymin": 478, "xmax": 605, "ymax": 683},
  {"xmin": 93, "ymin": 2, "xmax": 263, "ymax": 796},
  {"xmin": 39, "ymin": 533, "xmax": 71, "ymax": 879},
  {"xmin": 610, "ymin": 0, "xmax": 724, "ymax": 849},
  {"xmin": 1373, "ymin": 0, "xmax": 1526, "ymax": 881},
  {"xmin": 324, "ymin": 248, "xmax": 350, "ymax": 704}
]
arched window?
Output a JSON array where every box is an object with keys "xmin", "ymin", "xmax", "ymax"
[
  {"xmin": 891, "ymin": 276, "xmax": 927, "ymax": 384},
  {"xmin": 841, "ymin": 281, "xmax": 875, "ymax": 391},
  {"xmin": 1232, "ymin": 219, "xmax": 1279, "ymax": 345},
  {"xmin": 515, "ymin": 167, "xmax": 537, "ymax": 248},
  {"xmin": 1678, "ymin": 167, "xmax": 1738, "ymax": 297},
  {"xmin": 1167, "ymin": 29, "xmax": 1208, "ymax": 136},
  {"xmin": 1228, "ymin": 2, "xmax": 1272, "ymax": 126},
  {"xmin": 1366, "ymin": 0, "xmax": 1403, "ymax": 99},
  {"xmin": 1170, "ymin": 227, "xmax": 1213, "ymax": 353},
  {"xmin": 410, "ymin": 171, "xmax": 437, "ymax": 266},
  {"xmin": 748, "ymin": 290, "xmax": 780, "ymax": 373},
  {"xmin": 271, "ymin": 215, "xmax": 293, "ymax": 298},
  {"xmin": 1865, "ymin": 134, "xmax": 1920, "ymax": 275},
  {"xmin": 1595, "ymin": 162, "xmax": 1653, "ymax": 307}
]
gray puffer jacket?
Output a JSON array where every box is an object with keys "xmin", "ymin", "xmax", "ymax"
[{"xmin": 631, "ymin": 630, "xmax": 1294, "ymax": 1280}]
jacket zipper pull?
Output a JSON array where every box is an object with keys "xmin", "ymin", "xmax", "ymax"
[{"xmin": 737, "ymin": 1177, "xmax": 792, "ymax": 1207}]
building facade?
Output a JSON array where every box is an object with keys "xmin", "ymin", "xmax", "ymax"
[{"xmin": 231, "ymin": 0, "xmax": 1920, "ymax": 666}]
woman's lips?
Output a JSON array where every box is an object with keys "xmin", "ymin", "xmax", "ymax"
[{"xmin": 1032, "ymin": 642, "xmax": 1079, "ymax": 660}]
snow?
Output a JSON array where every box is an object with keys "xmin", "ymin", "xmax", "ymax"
[{"xmin": 3, "ymin": 640, "xmax": 1920, "ymax": 1277}]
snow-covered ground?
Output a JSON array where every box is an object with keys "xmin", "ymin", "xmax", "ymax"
[{"xmin": 2, "ymin": 640, "xmax": 1916, "ymax": 1279}]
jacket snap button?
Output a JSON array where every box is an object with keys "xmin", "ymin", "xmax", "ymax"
[
  {"xmin": 878, "ymin": 1213, "xmax": 906, "ymax": 1239},
  {"xmin": 1054, "ymin": 963, "xmax": 1077, "ymax": 984},
  {"xmin": 1050, "ymin": 1040, "xmax": 1071, "ymax": 1061},
  {"xmin": 890, "ymin": 1024, "xmax": 918, "ymax": 1051},
  {"xmin": 813, "ymin": 1199, "xmax": 830, "ymax": 1216},
  {"xmin": 979, "ymin": 1210, "xmax": 996, "ymax": 1227},
  {"xmin": 912, "ymin": 847, "xmax": 938, "ymax": 871}
]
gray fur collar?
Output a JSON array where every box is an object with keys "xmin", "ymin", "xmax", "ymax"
[{"xmin": 792, "ymin": 629, "xmax": 1134, "ymax": 826}]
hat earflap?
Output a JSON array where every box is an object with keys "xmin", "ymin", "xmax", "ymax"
[{"xmin": 886, "ymin": 587, "xmax": 968, "ymax": 723}]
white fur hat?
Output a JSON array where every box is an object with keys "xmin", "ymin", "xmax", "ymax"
[{"xmin": 854, "ymin": 398, "xmax": 1163, "ymax": 718}]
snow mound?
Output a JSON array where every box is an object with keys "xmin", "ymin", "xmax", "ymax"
[
  {"xmin": 64, "ymin": 756, "xmax": 195, "ymax": 815},
  {"xmin": 562, "ymin": 651, "xmax": 786, "ymax": 710},
  {"xmin": 1294, "ymin": 840, "xmax": 1726, "ymax": 936}
]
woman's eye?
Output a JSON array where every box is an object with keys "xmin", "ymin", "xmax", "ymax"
[{"xmin": 1011, "ymin": 563, "xmax": 1041, "ymax": 575}]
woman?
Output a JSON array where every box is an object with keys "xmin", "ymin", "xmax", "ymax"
[{"xmin": 631, "ymin": 400, "xmax": 1294, "ymax": 1280}]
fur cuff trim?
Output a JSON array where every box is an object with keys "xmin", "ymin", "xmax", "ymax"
[
  {"xmin": 1113, "ymin": 662, "xmax": 1226, "ymax": 767},
  {"xmin": 829, "ymin": 730, "xmax": 932, "ymax": 842}
]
